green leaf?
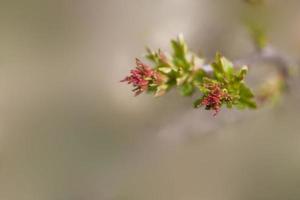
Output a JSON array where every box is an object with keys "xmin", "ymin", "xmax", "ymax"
[
  {"xmin": 171, "ymin": 34, "xmax": 187, "ymax": 58},
  {"xmin": 158, "ymin": 67, "xmax": 172, "ymax": 74},
  {"xmin": 235, "ymin": 66, "xmax": 248, "ymax": 81},
  {"xmin": 220, "ymin": 56, "xmax": 233, "ymax": 72},
  {"xmin": 211, "ymin": 53, "xmax": 233, "ymax": 82},
  {"xmin": 226, "ymin": 101, "xmax": 233, "ymax": 108},
  {"xmin": 193, "ymin": 69, "xmax": 207, "ymax": 84},
  {"xmin": 239, "ymin": 83, "xmax": 254, "ymax": 98},
  {"xmin": 180, "ymin": 82, "xmax": 194, "ymax": 96},
  {"xmin": 171, "ymin": 35, "xmax": 190, "ymax": 70},
  {"xmin": 145, "ymin": 47, "xmax": 159, "ymax": 64},
  {"xmin": 155, "ymin": 84, "xmax": 169, "ymax": 97},
  {"xmin": 193, "ymin": 97, "xmax": 203, "ymax": 108},
  {"xmin": 237, "ymin": 83, "xmax": 257, "ymax": 109},
  {"xmin": 176, "ymin": 74, "xmax": 188, "ymax": 86},
  {"xmin": 211, "ymin": 53, "xmax": 237, "ymax": 82},
  {"xmin": 171, "ymin": 42, "xmax": 186, "ymax": 60},
  {"xmin": 238, "ymin": 98, "xmax": 257, "ymax": 109},
  {"xmin": 211, "ymin": 53, "xmax": 224, "ymax": 74}
]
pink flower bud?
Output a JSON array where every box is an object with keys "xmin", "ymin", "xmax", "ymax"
[
  {"xmin": 121, "ymin": 59, "xmax": 162, "ymax": 96},
  {"xmin": 200, "ymin": 83, "xmax": 231, "ymax": 116}
]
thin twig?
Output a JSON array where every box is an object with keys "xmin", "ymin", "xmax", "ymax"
[{"xmin": 202, "ymin": 45, "xmax": 295, "ymax": 79}]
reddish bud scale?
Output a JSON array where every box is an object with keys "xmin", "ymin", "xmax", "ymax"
[
  {"xmin": 121, "ymin": 59, "xmax": 162, "ymax": 96},
  {"xmin": 201, "ymin": 83, "xmax": 231, "ymax": 116}
]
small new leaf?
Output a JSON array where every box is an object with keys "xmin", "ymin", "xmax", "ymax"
[{"xmin": 180, "ymin": 82, "xmax": 194, "ymax": 96}]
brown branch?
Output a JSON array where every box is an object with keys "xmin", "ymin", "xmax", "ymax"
[{"xmin": 234, "ymin": 45, "xmax": 295, "ymax": 79}]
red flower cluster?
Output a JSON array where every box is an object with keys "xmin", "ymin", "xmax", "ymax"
[
  {"xmin": 121, "ymin": 59, "xmax": 162, "ymax": 96},
  {"xmin": 201, "ymin": 83, "xmax": 231, "ymax": 116}
]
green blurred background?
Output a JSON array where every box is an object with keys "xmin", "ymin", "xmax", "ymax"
[{"xmin": 0, "ymin": 0, "xmax": 300, "ymax": 199}]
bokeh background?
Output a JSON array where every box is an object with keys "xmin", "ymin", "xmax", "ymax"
[{"xmin": 0, "ymin": 0, "xmax": 300, "ymax": 199}]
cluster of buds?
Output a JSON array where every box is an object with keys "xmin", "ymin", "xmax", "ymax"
[
  {"xmin": 196, "ymin": 83, "xmax": 232, "ymax": 116},
  {"xmin": 121, "ymin": 58, "xmax": 162, "ymax": 96}
]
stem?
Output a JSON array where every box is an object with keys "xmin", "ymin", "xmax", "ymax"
[{"xmin": 201, "ymin": 45, "xmax": 295, "ymax": 79}]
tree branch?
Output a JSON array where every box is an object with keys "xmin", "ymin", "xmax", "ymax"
[{"xmin": 202, "ymin": 45, "xmax": 294, "ymax": 80}]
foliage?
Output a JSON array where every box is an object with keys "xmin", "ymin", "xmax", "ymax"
[{"xmin": 121, "ymin": 35, "xmax": 257, "ymax": 116}]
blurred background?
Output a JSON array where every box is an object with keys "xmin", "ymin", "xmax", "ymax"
[{"xmin": 0, "ymin": 0, "xmax": 300, "ymax": 199}]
